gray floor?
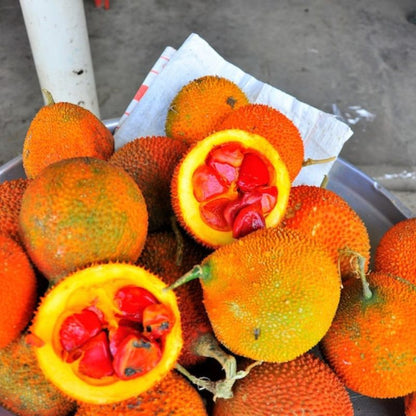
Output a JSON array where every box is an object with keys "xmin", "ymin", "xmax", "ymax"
[{"xmin": 1, "ymin": 0, "xmax": 416, "ymax": 212}]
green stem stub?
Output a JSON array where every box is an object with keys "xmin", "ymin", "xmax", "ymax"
[{"xmin": 165, "ymin": 263, "xmax": 211, "ymax": 292}]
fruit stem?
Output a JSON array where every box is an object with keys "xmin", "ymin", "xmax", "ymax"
[
  {"xmin": 302, "ymin": 156, "xmax": 336, "ymax": 167},
  {"xmin": 175, "ymin": 333, "xmax": 262, "ymax": 400},
  {"xmin": 41, "ymin": 89, "xmax": 55, "ymax": 106},
  {"xmin": 170, "ymin": 216, "xmax": 184, "ymax": 267},
  {"xmin": 340, "ymin": 248, "xmax": 372, "ymax": 299},
  {"xmin": 164, "ymin": 265, "xmax": 205, "ymax": 292}
]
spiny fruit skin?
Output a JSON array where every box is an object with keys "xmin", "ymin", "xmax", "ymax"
[
  {"xmin": 217, "ymin": 103, "xmax": 304, "ymax": 182},
  {"xmin": 321, "ymin": 271, "xmax": 416, "ymax": 398},
  {"xmin": 18, "ymin": 157, "xmax": 148, "ymax": 283},
  {"xmin": 213, "ymin": 353, "xmax": 354, "ymax": 416},
  {"xmin": 0, "ymin": 335, "xmax": 76, "ymax": 416},
  {"xmin": 23, "ymin": 101, "xmax": 114, "ymax": 178},
  {"xmin": 0, "ymin": 178, "xmax": 31, "ymax": 242},
  {"xmin": 109, "ymin": 136, "xmax": 189, "ymax": 231},
  {"xmin": 0, "ymin": 233, "xmax": 37, "ymax": 348},
  {"xmin": 195, "ymin": 226, "xmax": 341, "ymax": 362},
  {"xmin": 75, "ymin": 370, "xmax": 208, "ymax": 416},
  {"xmin": 282, "ymin": 184, "xmax": 370, "ymax": 280},
  {"xmin": 137, "ymin": 230, "xmax": 212, "ymax": 367},
  {"xmin": 405, "ymin": 392, "xmax": 416, "ymax": 416},
  {"xmin": 165, "ymin": 75, "xmax": 249, "ymax": 144},
  {"xmin": 374, "ymin": 218, "xmax": 416, "ymax": 284}
]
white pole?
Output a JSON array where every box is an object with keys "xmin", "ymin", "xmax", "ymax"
[{"xmin": 19, "ymin": 0, "xmax": 100, "ymax": 117}]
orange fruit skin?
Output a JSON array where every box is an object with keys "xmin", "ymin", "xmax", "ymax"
[
  {"xmin": 110, "ymin": 136, "xmax": 189, "ymax": 231},
  {"xmin": 405, "ymin": 392, "xmax": 416, "ymax": 416},
  {"xmin": 282, "ymin": 185, "xmax": 370, "ymax": 280},
  {"xmin": 374, "ymin": 218, "xmax": 416, "ymax": 284},
  {"xmin": 165, "ymin": 75, "xmax": 249, "ymax": 144},
  {"xmin": 18, "ymin": 157, "xmax": 148, "ymax": 282},
  {"xmin": 23, "ymin": 102, "xmax": 114, "ymax": 178},
  {"xmin": 75, "ymin": 370, "xmax": 208, "ymax": 415},
  {"xmin": 137, "ymin": 231, "xmax": 212, "ymax": 368},
  {"xmin": 199, "ymin": 226, "xmax": 341, "ymax": 362},
  {"xmin": 321, "ymin": 271, "xmax": 416, "ymax": 398},
  {"xmin": 217, "ymin": 103, "xmax": 304, "ymax": 182},
  {"xmin": 213, "ymin": 353, "xmax": 354, "ymax": 416},
  {"xmin": 0, "ymin": 336, "xmax": 76, "ymax": 416},
  {"xmin": 0, "ymin": 234, "xmax": 37, "ymax": 348},
  {"xmin": 0, "ymin": 178, "xmax": 31, "ymax": 242}
]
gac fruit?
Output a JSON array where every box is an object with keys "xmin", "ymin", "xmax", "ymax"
[
  {"xmin": 165, "ymin": 75, "xmax": 249, "ymax": 144},
  {"xmin": 18, "ymin": 157, "xmax": 148, "ymax": 283},
  {"xmin": 321, "ymin": 271, "xmax": 416, "ymax": 398},
  {"xmin": 29, "ymin": 262, "xmax": 182, "ymax": 405},
  {"xmin": 110, "ymin": 136, "xmax": 189, "ymax": 231},
  {"xmin": 171, "ymin": 129, "xmax": 291, "ymax": 247},
  {"xmin": 0, "ymin": 233, "xmax": 37, "ymax": 348},
  {"xmin": 22, "ymin": 93, "xmax": 114, "ymax": 178},
  {"xmin": 213, "ymin": 353, "xmax": 354, "ymax": 416},
  {"xmin": 169, "ymin": 226, "xmax": 341, "ymax": 363}
]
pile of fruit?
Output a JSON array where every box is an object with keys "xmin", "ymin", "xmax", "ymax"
[{"xmin": 0, "ymin": 75, "xmax": 415, "ymax": 416}]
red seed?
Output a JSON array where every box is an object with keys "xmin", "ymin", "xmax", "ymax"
[
  {"xmin": 59, "ymin": 307, "xmax": 103, "ymax": 352},
  {"xmin": 142, "ymin": 303, "xmax": 175, "ymax": 341},
  {"xmin": 78, "ymin": 331, "xmax": 114, "ymax": 379},
  {"xmin": 200, "ymin": 198, "xmax": 232, "ymax": 231},
  {"xmin": 192, "ymin": 164, "xmax": 228, "ymax": 202},
  {"xmin": 114, "ymin": 285, "xmax": 159, "ymax": 322},
  {"xmin": 112, "ymin": 333, "xmax": 162, "ymax": 380},
  {"xmin": 232, "ymin": 203, "xmax": 266, "ymax": 238},
  {"xmin": 237, "ymin": 152, "xmax": 270, "ymax": 192}
]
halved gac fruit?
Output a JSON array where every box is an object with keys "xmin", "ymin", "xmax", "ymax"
[
  {"xmin": 29, "ymin": 263, "xmax": 182, "ymax": 405},
  {"xmin": 171, "ymin": 129, "xmax": 291, "ymax": 247}
]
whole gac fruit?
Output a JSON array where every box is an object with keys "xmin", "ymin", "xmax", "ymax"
[
  {"xmin": 374, "ymin": 218, "xmax": 416, "ymax": 284},
  {"xmin": 169, "ymin": 226, "xmax": 341, "ymax": 363},
  {"xmin": 282, "ymin": 185, "xmax": 370, "ymax": 280},
  {"xmin": 109, "ymin": 136, "xmax": 189, "ymax": 232},
  {"xmin": 213, "ymin": 353, "xmax": 354, "ymax": 416},
  {"xmin": 165, "ymin": 75, "xmax": 249, "ymax": 144},
  {"xmin": 0, "ymin": 234, "xmax": 37, "ymax": 348},
  {"xmin": 22, "ymin": 92, "xmax": 114, "ymax": 178},
  {"xmin": 18, "ymin": 157, "xmax": 148, "ymax": 283},
  {"xmin": 217, "ymin": 103, "xmax": 305, "ymax": 182},
  {"xmin": 321, "ymin": 271, "xmax": 416, "ymax": 398},
  {"xmin": 75, "ymin": 370, "xmax": 208, "ymax": 416}
]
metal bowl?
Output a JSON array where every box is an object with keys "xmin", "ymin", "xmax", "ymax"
[{"xmin": 0, "ymin": 119, "xmax": 411, "ymax": 415}]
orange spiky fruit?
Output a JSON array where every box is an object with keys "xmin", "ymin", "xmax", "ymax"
[
  {"xmin": 137, "ymin": 230, "xmax": 212, "ymax": 368},
  {"xmin": 165, "ymin": 75, "xmax": 249, "ymax": 144},
  {"xmin": 22, "ymin": 92, "xmax": 114, "ymax": 178},
  {"xmin": 0, "ymin": 178, "xmax": 31, "ymax": 242},
  {"xmin": 18, "ymin": 157, "xmax": 148, "ymax": 283},
  {"xmin": 374, "ymin": 218, "xmax": 416, "ymax": 284},
  {"xmin": 217, "ymin": 103, "xmax": 304, "ymax": 182},
  {"xmin": 110, "ymin": 136, "xmax": 189, "ymax": 231},
  {"xmin": 213, "ymin": 353, "xmax": 354, "ymax": 416},
  {"xmin": 171, "ymin": 129, "xmax": 291, "ymax": 247},
  {"xmin": 169, "ymin": 226, "xmax": 341, "ymax": 363},
  {"xmin": 75, "ymin": 370, "xmax": 208, "ymax": 416},
  {"xmin": 321, "ymin": 270, "xmax": 416, "ymax": 398},
  {"xmin": 282, "ymin": 184, "xmax": 370, "ymax": 280},
  {"xmin": 29, "ymin": 262, "xmax": 182, "ymax": 405},
  {"xmin": 0, "ymin": 233, "xmax": 37, "ymax": 348},
  {"xmin": 0, "ymin": 335, "xmax": 76, "ymax": 416}
]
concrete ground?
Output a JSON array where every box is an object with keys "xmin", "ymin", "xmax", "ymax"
[{"xmin": 1, "ymin": 0, "xmax": 415, "ymax": 216}]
